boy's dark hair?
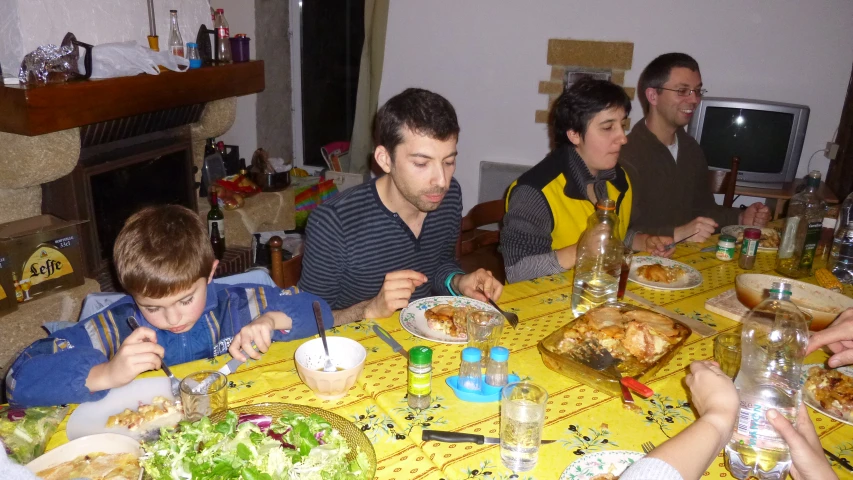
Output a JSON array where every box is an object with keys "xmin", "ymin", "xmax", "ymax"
[
  {"xmin": 114, "ymin": 204, "xmax": 215, "ymax": 298},
  {"xmin": 551, "ymin": 77, "xmax": 632, "ymax": 147},
  {"xmin": 637, "ymin": 52, "xmax": 701, "ymax": 115},
  {"xmin": 374, "ymin": 88, "xmax": 460, "ymax": 160}
]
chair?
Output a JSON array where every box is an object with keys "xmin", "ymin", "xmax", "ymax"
[
  {"xmin": 456, "ymin": 200, "xmax": 506, "ymax": 283},
  {"xmin": 708, "ymin": 156, "xmax": 740, "ymax": 208},
  {"xmin": 269, "ymin": 236, "xmax": 303, "ymax": 289}
]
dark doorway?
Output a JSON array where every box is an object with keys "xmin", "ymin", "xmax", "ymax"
[{"xmin": 298, "ymin": 0, "xmax": 365, "ymax": 167}]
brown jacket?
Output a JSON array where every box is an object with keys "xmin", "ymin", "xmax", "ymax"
[{"xmin": 619, "ymin": 119, "xmax": 741, "ymax": 236}]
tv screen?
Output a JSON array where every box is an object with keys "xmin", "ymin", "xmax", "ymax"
[{"xmin": 699, "ymin": 107, "xmax": 794, "ymax": 174}]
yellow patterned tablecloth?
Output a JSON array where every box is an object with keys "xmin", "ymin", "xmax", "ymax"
[{"xmin": 46, "ymin": 239, "xmax": 853, "ymax": 479}]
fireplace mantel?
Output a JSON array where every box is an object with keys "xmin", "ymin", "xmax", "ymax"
[{"xmin": 0, "ymin": 60, "xmax": 264, "ymax": 136}]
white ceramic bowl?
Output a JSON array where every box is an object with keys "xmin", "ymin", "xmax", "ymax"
[
  {"xmin": 735, "ymin": 273, "xmax": 853, "ymax": 330},
  {"xmin": 294, "ymin": 336, "xmax": 367, "ymax": 400},
  {"xmin": 26, "ymin": 433, "xmax": 141, "ymax": 476}
]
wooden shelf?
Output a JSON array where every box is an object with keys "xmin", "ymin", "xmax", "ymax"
[{"xmin": 0, "ymin": 60, "xmax": 265, "ymax": 136}]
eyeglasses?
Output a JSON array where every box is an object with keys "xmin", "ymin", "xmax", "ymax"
[{"xmin": 657, "ymin": 87, "xmax": 708, "ymax": 97}]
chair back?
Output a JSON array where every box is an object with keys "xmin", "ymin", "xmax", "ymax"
[
  {"xmin": 457, "ymin": 200, "xmax": 506, "ymax": 283},
  {"xmin": 269, "ymin": 236, "xmax": 303, "ymax": 289},
  {"xmin": 708, "ymin": 156, "xmax": 740, "ymax": 208}
]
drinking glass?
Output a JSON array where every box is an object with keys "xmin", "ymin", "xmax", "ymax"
[
  {"xmin": 467, "ymin": 310, "xmax": 504, "ymax": 368},
  {"xmin": 617, "ymin": 247, "xmax": 634, "ymax": 300},
  {"xmin": 180, "ymin": 371, "xmax": 228, "ymax": 421},
  {"xmin": 500, "ymin": 382, "xmax": 548, "ymax": 472},
  {"xmin": 714, "ymin": 333, "xmax": 742, "ymax": 378}
]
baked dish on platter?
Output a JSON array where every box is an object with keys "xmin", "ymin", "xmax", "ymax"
[
  {"xmin": 552, "ymin": 305, "xmax": 689, "ymax": 370},
  {"xmin": 424, "ymin": 304, "xmax": 469, "ymax": 338},
  {"xmin": 804, "ymin": 366, "xmax": 853, "ymax": 422},
  {"xmin": 636, "ymin": 264, "xmax": 686, "ymax": 284},
  {"xmin": 35, "ymin": 452, "xmax": 141, "ymax": 480},
  {"xmin": 105, "ymin": 395, "xmax": 182, "ymax": 432}
]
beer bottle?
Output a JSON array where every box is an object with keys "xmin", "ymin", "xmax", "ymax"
[
  {"xmin": 210, "ymin": 222, "xmax": 225, "ymax": 260},
  {"xmin": 13, "ymin": 271, "xmax": 23, "ymax": 303}
]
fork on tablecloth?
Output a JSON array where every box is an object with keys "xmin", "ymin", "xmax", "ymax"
[{"xmin": 641, "ymin": 441, "xmax": 656, "ymax": 454}]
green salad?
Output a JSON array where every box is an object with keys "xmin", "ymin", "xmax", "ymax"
[
  {"xmin": 140, "ymin": 410, "xmax": 371, "ymax": 480},
  {"xmin": 0, "ymin": 405, "xmax": 69, "ymax": 464}
]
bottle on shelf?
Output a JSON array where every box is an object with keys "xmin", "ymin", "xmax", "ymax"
[
  {"xmin": 210, "ymin": 222, "xmax": 225, "ymax": 260},
  {"xmin": 775, "ymin": 171, "xmax": 825, "ymax": 278},
  {"xmin": 12, "ymin": 271, "xmax": 23, "ymax": 303},
  {"xmin": 214, "ymin": 9, "xmax": 232, "ymax": 64},
  {"xmin": 168, "ymin": 10, "xmax": 184, "ymax": 57},
  {"xmin": 458, "ymin": 347, "xmax": 482, "ymax": 392},
  {"xmin": 725, "ymin": 281, "xmax": 809, "ymax": 480},
  {"xmin": 571, "ymin": 198, "xmax": 623, "ymax": 316},
  {"xmin": 207, "ymin": 189, "xmax": 225, "ymax": 254}
]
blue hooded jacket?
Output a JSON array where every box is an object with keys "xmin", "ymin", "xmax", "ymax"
[{"xmin": 6, "ymin": 283, "xmax": 333, "ymax": 407}]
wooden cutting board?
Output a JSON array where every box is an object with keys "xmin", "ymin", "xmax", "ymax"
[{"xmin": 705, "ymin": 289, "xmax": 750, "ymax": 322}]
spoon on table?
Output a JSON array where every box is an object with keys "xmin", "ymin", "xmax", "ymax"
[
  {"xmin": 312, "ymin": 301, "xmax": 336, "ymax": 372},
  {"xmin": 478, "ymin": 287, "xmax": 518, "ymax": 329}
]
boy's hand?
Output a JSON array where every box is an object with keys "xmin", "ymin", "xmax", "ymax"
[
  {"xmin": 87, "ymin": 327, "xmax": 164, "ymax": 392},
  {"xmin": 684, "ymin": 360, "xmax": 739, "ymax": 449},
  {"xmin": 230, "ymin": 314, "xmax": 275, "ymax": 362}
]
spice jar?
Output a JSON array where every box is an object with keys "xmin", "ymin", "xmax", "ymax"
[
  {"xmin": 738, "ymin": 228, "xmax": 761, "ymax": 269},
  {"xmin": 485, "ymin": 346, "xmax": 509, "ymax": 387},
  {"xmin": 716, "ymin": 234, "xmax": 737, "ymax": 261},
  {"xmin": 458, "ymin": 347, "xmax": 482, "ymax": 392},
  {"xmin": 407, "ymin": 346, "xmax": 432, "ymax": 409}
]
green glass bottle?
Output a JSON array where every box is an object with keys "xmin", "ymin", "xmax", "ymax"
[
  {"xmin": 207, "ymin": 190, "xmax": 225, "ymax": 255},
  {"xmin": 776, "ymin": 171, "xmax": 824, "ymax": 278}
]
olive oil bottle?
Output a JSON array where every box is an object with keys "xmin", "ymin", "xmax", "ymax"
[{"xmin": 776, "ymin": 171, "xmax": 824, "ymax": 278}]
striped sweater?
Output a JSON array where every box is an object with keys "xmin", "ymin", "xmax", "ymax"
[{"xmin": 298, "ymin": 178, "xmax": 463, "ymax": 310}]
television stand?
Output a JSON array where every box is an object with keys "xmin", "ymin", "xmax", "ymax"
[{"xmin": 735, "ymin": 179, "xmax": 838, "ymax": 220}]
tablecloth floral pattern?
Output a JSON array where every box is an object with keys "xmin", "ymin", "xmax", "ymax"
[{"xmin": 46, "ymin": 238, "xmax": 853, "ymax": 479}]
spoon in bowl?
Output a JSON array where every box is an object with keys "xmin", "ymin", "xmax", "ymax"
[{"xmin": 312, "ymin": 301, "xmax": 337, "ymax": 372}]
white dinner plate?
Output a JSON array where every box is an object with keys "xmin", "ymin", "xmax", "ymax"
[
  {"xmin": 802, "ymin": 363, "xmax": 853, "ymax": 426},
  {"xmin": 720, "ymin": 225, "xmax": 781, "ymax": 251},
  {"xmin": 66, "ymin": 377, "xmax": 178, "ymax": 441},
  {"xmin": 560, "ymin": 450, "xmax": 644, "ymax": 480},
  {"xmin": 26, "ymin": 433, "xmax": 142, "ymax": 478},
  {"xmin": 628, "ymin": 256, "xmax": 703, "ymax": 290},
  {"xmin": 399, "ymin": 296, "xmax": 497, "ymax": 345}
]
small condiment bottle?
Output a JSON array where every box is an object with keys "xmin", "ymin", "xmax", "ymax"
[
  {"xmin": 407, "ymin": 346, "xmax": 432, "ymax": 409},
  {"xmin": 186, "ymin": 42, "xmax": 202, "ymax": 69},
  {"xmin": 485, "ymin": 346, "xmax": 509, "ymax": 387},
  {"xmin": 738, "ymin": 228, "xmax": 761, "ymax": 270},
  {"xmin": 716, "ymin": 234, "xmax": 737, "ymax": 261},
  {"xmin": 458, "ymin": 347, "xmax": 482, "ymax": 392}
]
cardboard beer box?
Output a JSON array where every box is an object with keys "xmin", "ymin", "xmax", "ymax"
[
  {"xmin": 0, "ymin": 215, "xmax": 86, "ymax": 304},
  {"xmin": 0, "ymin": 254, "xmax": 18, "ymax": 316}
]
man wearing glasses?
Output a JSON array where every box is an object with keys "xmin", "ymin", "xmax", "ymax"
[{"xmin": 619, "ymin": 53, "xmax": 770, "ymax": 243}]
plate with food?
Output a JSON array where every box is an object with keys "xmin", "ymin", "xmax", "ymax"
[
  {"xmin": 628, "ymin": 256, "xmax": 702, "ymax": 290},
  {"xmin": 66, "ymin": 377, "xmax": 183, "ymax": 441},
  {"xmin": 559, "ymin": 450, "xmax": 644, "ymax": 480},
  {"xmin": 141, "ymin": 402, "xmax": 375, "ymax": 480},
  {"xmin": 720, "ymin": 225, "xmax": 781, "ymax": 251},
  {"xmin": 399, "ymin": 296, "xmax": 498, "ymax": 344},
  {"xmin": 802, "ymin": 364, "xmax": 853, "ymax": 426},
  {"xmin": 26, "ymin": 433, "xmax": 142, "ymax": 480}
]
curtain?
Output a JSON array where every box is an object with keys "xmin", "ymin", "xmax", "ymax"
[{"xmin": 346, "ymin": 0, "xmax": 389, "ymax": 174}]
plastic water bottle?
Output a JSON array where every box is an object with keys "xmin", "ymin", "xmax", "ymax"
[
  {"xmin": 571, "ymin": 199, "xmax": 623, "ymax": 316},
  {"xmin": 828, "ymin": 228, "xmax": 853, "ymax": 284},
  {"xmin": 724, "ymin": 281, "xmax": 809, "ymax": 480}
]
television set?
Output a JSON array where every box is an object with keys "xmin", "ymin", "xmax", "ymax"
[{"xmin": 687, "ymin": 97, "xmax": 810, "ymax": 189}]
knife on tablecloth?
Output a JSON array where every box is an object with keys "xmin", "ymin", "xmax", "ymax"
[
  {"xmin": 373, "ymin": 324, "xmax": 408, "ymax": 360},
  {"xmin": 422, "ymin": 429, "xmax": 556, "ymax": 445}
]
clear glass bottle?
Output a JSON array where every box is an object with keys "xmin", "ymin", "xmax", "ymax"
[
  {"xmin": 776, "ymin": 171, "xmax": 825, "ymax": 278},
  {"xmin": 407, "ymin": 346, "xmax": 432, "ymax": 409},
  {"xmin": 186, "ymin": 42, "xmax": 201, "ymax": 69},
  {"xmin": 836, "ymin": 191, "xmax": 853, "ymax": 236},
  {"xmin": 458, "ymin": 347, "xmax": 482, "ymax": 392},
  {"xmin": 214, "ymin": 8, "xmax": 232, "ymax": 64},
  {"xmin": 571, "ymin": 199, "xmax": 623, "ymax": 316},
  {"xmin": 828, "ymin": 228, "xmax": 853, "ymax": 284},
  {"xmin": 168, "ymin": 10, "xmax": 184, "ymax": 57},
  {"xmin": 485, "ymin": 346, "xmax": 509, "ymax": 387},
  {"xmin": 725, "ymin": 281, "xmax": 809, "ymax": 480}
]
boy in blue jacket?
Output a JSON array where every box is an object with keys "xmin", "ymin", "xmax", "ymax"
[{"xmin": 6, "ymin": 205, "xmax": 333, "ymax": 407}]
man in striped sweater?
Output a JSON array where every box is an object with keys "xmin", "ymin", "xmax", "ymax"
[{"xmin": 299, "ymin": 88, "xmax": 503, "ymax": 324}]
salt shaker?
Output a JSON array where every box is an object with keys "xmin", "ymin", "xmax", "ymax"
[
  {"xmin": 485, "ymin": 346, "xmax": 509, "ymax": 387},
  {"xmin": 458, "ymin": 347, "xmax": 482, "ymax": 392}
]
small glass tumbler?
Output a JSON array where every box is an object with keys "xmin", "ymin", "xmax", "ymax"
[
  {"xmin": 617, "ymin": 247, "xmax": 634, "ymax": 300},
  {"xmin": 714, "ymin": 333, "xmax": 742, "ymax": 378},
  {"xmin": 180, "ymin": 371, "xmax": 228, "ymax": 421},
  {"xmin": 500, "ymin": 382, "xmax": 548, "ymax": 472},
  {"xmin": 467, "ymin": 310, "xmax": 504, "ymax": 368}
]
